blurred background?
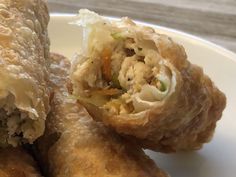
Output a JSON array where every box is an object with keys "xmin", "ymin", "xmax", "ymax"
[{"xmin": 48, "ymin": 0, "xmax": 236, "ymax": 52}]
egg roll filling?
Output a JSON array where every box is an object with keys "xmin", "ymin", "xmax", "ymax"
[
  {"xmin": 0, "ymin": 93, "xmax": 39, "ymax": 147},
  {"xmin": 73, "ymin": 14, "xmax": 177, "ymax": 115}
]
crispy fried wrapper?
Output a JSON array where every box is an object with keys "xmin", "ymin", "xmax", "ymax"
[
  {"xmin": 35, "ymin": 53, "xmax": 168, "ymax": 177},
  {"xmin": 0, "ymin": 147, "xmax": 42, "ymax": 177},
  {"xmin": 0, "ymin": 0, "xmax": 50, "ymax": 147},
  {"xmin": 70, "ymin": 10, "xmax": 226, "ymax": 152}
]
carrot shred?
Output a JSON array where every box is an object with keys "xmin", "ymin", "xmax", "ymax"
[{"xmin": 101, "ymin": 47, "xmax": 112, "ymax": 82}]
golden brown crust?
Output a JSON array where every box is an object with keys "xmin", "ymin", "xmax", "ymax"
[
  {"xmin": 0, "ymin": 147, "xmax": 42, "ymax": 177},
  {"xmin": 36, "ymin": 53, "xmax": 168, "ymax": 177},
  {"xmin": 0, "ymin": 0, "xmax": 50, "ymax": 145},
  {"xmin": 75, "ymin": 17, "xmax": 226, "ymax": 153}
]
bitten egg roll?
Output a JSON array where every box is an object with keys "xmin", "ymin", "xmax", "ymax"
[
  {"xmin": 35, "ymin": 53, "xmax": 168, "ymax": 177},
  {"xmin": 70, "ymin": 10, "xmax": 226, "ymax": 152},
  {"xmin": 0, "ymin": 147, "xmax": 42, "ymax": 177},
  {"xmin": 0, "ymin": 0, "xmax": 50, "ymax": 147}
]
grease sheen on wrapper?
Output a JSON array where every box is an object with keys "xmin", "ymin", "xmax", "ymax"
[
  {"xmin": 71, "ymin": 10, "xmax": 226, "ymax": 152},
  {"xmin": 0, "ymin": 0, "xmax": 50, "ymax": 147},
  {"xmin": 35, "ymin": 53, "xmax": 168, "ymax": 177}
]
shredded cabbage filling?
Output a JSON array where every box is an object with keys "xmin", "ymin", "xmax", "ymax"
[
  {"xmin": 72, "ymin": 12, "xmax": 176, "ymax": 115},
  {"xmin": 75, "ymin": 29, "xmax": 175, "ymax": 115}
]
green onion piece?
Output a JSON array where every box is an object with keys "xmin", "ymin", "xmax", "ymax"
[
  {"xmin": 111, "ymin": 32, "xmax": 126, "ymax": 40},
  {"xmin": 159, "ymin": 81, "xmax": 167, "ymax": 92},
  {"xmin": 111, "ymin": 74, "xmax": 127, "ymax": 92},
  {"xmin": 111, "ymin": 74, "xmax": 122, "ymax": 89}
]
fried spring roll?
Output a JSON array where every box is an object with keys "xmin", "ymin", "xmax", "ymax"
[
  {"xmin": 0, "ymin": 0, "xmax": 50, "ymax": 147},
  {"xmin": 0, "ymin": 147, "xmax": 42, "ymax": 177},
  {"xmin": 36, "ymin": 53, "xmax": 168, "ymax": 177},
  {"xmin": 70, "ymin": 10, "xmax": 226, "ymax": 152}
]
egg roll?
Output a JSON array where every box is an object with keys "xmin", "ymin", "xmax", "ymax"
[
  {"xmin": 35, "ymin": 53, "xmax": 168, "ymax": 177},
  {"xmin": 0, "ymin": 147, "xmax": 42, "ymax": 177},
  {"xmin": 0, "ymin": 0, "xmax": 50, "ymax": 147},
  {"xmin": 70, "ymin": 10, "xmax": 226, "ymax": 152}
]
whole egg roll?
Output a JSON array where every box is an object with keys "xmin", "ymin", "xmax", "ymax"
[
  {"xmin": 0, "ymin": 147, "xmax": 42, "ymax": 177},
  {"xmin": 0, "ymin": 0, "xmax": 50, "ymax": 147},
  {"xmin": 35, "ymin": 53, "xmax": 168, "ymax": 177},
  {"xmin": 70, "ymin": 10, "xmax": 226, "ymax": 152}
]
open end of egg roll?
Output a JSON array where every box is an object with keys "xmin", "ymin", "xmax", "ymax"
[
  {"xmin": 71, "ymin": 10, "xmax": 177, "ymax": 117},
  {"xmin": 0, "ymin": 75, "xmax": 44, "ymax": 147},
  {"xmin": 71, "ymin": 10, "xmax": 226, "ymax": 152},
  {"xmin": 0, "ymin": 0, "xmax": 50, "ymax": 147}
]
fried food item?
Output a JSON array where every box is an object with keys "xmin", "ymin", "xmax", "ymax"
[
  {"xmin": 70, "ymin": 10, "xmax": 226, "ymax": 152},
  {"xmin": 0, "ymin": 147, "xmax": 42, "ymax": 177},
  {"xmin": 35, "ymin": 53, "xmax": 168, "ymax": 177},
  {"xmin": 0, "ymin": 0, "xmax": 50, "ymax": 147}
]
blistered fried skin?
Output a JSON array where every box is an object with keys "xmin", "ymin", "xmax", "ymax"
[
  {"xmin": 0, "ymin": 147, "xmax": 42, "ymax": 177},
  {"xmin": 70, "ymin": 10, "xmax": 226, "ymax": 153},
  {"xmin": 35, "ymin": 53, "xmax": 168, "ymax": 177},
  {"xmin": 0, "ymin": 0, "xmax": 50, "ymax": 147}
]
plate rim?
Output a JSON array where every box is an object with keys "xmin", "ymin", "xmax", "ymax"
[{"xmin": 50, "ymin": 13, "xmax": 236, "ymax": 64}]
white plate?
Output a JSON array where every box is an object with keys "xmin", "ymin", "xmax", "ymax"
[{"xmin": 49, "ymin": 14, "xmax": 236, "ymax": 177}]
